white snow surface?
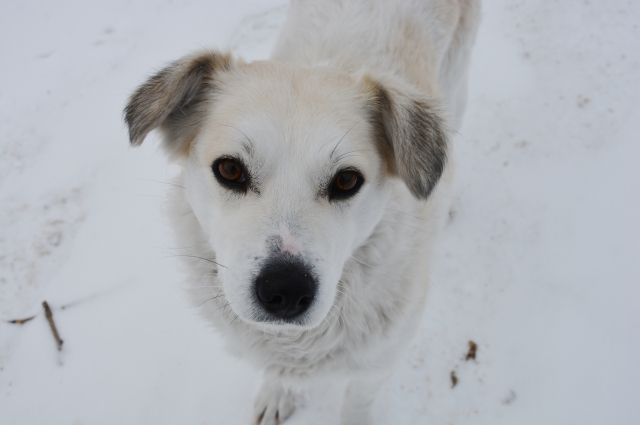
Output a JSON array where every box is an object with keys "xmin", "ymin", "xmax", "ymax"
[{"xmin": 1, "ymin": 1, "xmax": 639, "ymax": 424}]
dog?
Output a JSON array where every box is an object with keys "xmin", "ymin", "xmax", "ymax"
[{"xmin": 124, "ymin": 0, "xmax": 479, "ymax": 423}]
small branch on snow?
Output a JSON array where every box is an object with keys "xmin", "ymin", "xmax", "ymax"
[
  {"xmin": 450, "ymin": 370, "xmax": 458, "ymax": 388},
  {"xmin": 465, "ymin": 340, "xmax": 478, "ymax": 361},
  {"xmin": 42, "ymin": 301, "xmax": 64, "ymax": 351},
  {"xmin": 4, "ymin": 285, "xmax": 128, "ymax": 326},
  {"xmin": 6, "ymin": 315, "xmax": 37, "ymax": 325}
]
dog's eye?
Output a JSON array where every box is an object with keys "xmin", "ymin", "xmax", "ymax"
[
  {"xmin": 212, "ymin": 157, "xmax": 249, "ymax": 192},
  {"xmin": 329, "ymin": 169, "xmax": 364, "ymax": 201}
]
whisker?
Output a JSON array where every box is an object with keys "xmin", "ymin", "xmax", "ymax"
[
  {"xmin": 351, "ymin": 255, "xmax": 375, "ymax": 268},
  {"xmin": 166, "ymin": 242, "xmax": 210, "ymax": 250},
  {"xmin": 169, "ymin": 254, "xmax": 228, "ymax": 269},
  {"xmin": 195, "ymin": 294, "xmax": 225, "ymax": 308},
  {"xmin": 334, "ymin": 148, "xmax": 374, "ymax": 163},
  {"xmin": 330, "ymin": 123, "xmax": 359, "ymax": 159},
  {"xmin": 183, "ymin": 285, "xmax": 223, "ymax": 290},
  {"xmin": 139, "ymin": 178, "xmax": 185, "ymax": 189}
]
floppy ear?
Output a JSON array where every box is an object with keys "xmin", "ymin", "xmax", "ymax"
[
  {"xmin": 124, "ymin": 51, "xmax": 233, "ymax": 156},
  {"xmin": 365, "ymin": 78, "xmax": 449, "ymax": 199}
]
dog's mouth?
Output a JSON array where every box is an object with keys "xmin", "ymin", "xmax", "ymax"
[{"xmin": 215, "ymin": 270, "xmax": 341, "ymax": 331}]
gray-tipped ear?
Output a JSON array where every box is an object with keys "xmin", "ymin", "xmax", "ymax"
[
  {"xmin": 365, "ymin": 78, "xmax": 448, "ymax": 199},
  {"xmin": 124, "ymin": 51, "xmax": 233, "ymax": 156}
]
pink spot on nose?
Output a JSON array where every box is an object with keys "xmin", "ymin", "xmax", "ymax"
[{"xmin": 278, "ymin": 224, "xmax": 302, "ymax": 255}]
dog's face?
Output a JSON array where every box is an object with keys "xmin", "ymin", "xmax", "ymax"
[
  {"xmin": 184, "ymin": 66, "xmax": 392, "ymax": 328},
  {"xmin": 125, "ymin": 52, "xmax": 447, "ymax": 329}
]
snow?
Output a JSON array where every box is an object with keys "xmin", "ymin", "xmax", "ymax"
[{"xmin": 1, "ymin": 1, "xmax": 639, "ymax": 424}]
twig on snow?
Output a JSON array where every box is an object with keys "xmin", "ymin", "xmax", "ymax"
[
  {"xmin": 42, "ymin": 301, "xmax": 64, "ymax": 351},
  {"xmin": 6, "ymin": 315, "xmax": 37, "ymax": 325},
  {"xmin": 465, "ymin": 340, "xmax": 478, "ymax": 361}
]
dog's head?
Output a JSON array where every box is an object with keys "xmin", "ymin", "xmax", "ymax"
[{"xmin": 125, "ymin": 51, "xmax": 447, "ymax": 329}]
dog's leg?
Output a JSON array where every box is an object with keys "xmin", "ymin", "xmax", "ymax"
[
  {"xmin": 340, "ymin": 374, "xmax": 389, "ymax": 425},
  {"xmin": 254, "ymin": 378, "xmax": 299, "ymax": 425}
]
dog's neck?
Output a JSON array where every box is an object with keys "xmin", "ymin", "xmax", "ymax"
[{"xmin": 271, "ymin": 1, "xmax": 448, "ymax": 98}]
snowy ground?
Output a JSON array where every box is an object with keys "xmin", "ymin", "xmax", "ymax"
[{"xmin": 1, "ymin": 1, "xmax": 639, "ymax": 424}]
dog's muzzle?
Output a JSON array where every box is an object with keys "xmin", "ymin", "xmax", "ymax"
[{"xmin": 253, "ymin": 256, "xmax": 317, "ymax": 322}]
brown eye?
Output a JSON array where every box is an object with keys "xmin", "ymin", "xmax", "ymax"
[
  {"xmin": 212, "ymin": 157, "xmax": 249, "ymax": 192},
  {"xmin": 329, "ymin": 169, "xmax": 364, "ymax": 201},
  {"xmin": 218, "ymin": 159, "xmax": 244, "ymax": 181},
  {"xmin": 335, "ymin": 171, "xmax": 358, "ymax": 191}
]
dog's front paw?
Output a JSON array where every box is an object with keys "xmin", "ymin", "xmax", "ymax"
[{"xmin": 254, "ymin": 380, "xmax": 297, "ymax": 425}]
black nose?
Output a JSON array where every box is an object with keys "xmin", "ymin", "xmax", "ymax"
[{"xmin": 254, "ymin": 257, "xmax": 317, "ymax": 321}]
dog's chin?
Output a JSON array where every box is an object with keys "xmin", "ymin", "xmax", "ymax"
[
  {"xmin": 230, "ymin": 306, "xmax": 332, "ymax": 333},
  {"xmin": 221, "ymin": 278, "xmax": 339, "ymax": 332}
]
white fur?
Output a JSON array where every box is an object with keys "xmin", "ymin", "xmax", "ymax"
[{"xmin": 164, "ymin": 1, "xmax": 480, "ymax": 423}]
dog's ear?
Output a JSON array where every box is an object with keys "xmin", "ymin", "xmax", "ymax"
[
  {"xmin": 124, "ymin": 51, "xmax": 233, "ymax": 156},
  {"xmin": 365, "ymin": 77, "xmax": 449, "ymax": 199}
]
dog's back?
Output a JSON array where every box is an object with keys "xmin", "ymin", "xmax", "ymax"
[{"xmin": 273, "ymin": 0, "xmax": 480, "ymax": 127}]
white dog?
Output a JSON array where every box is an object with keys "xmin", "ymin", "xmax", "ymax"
[{"xmin": 125, "ymin": 0, "xmax": 479, "ymax": 423}]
